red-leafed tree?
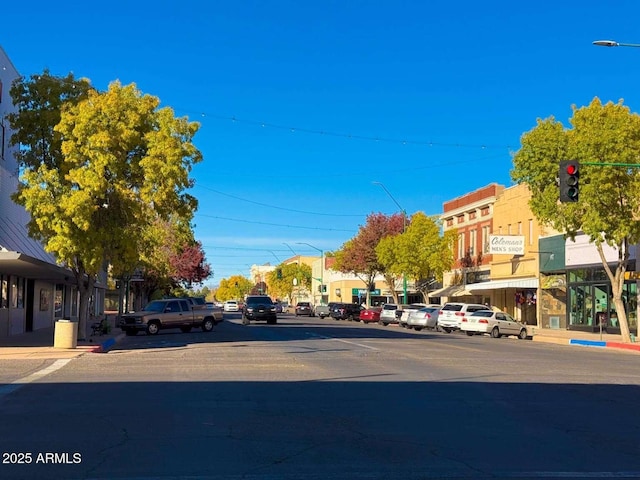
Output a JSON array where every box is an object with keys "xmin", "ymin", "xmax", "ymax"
[
  {"xmin": 333, "ymin": 212, "xmax": 405, "ymax": 304},
  {"xmin": 169, "ymin": 240, "xmax": 212, "ymax": 288}
]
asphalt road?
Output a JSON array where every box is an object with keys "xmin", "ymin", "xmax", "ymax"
[{"xmin": 1, "ymin": 313, "xmax": 639, "ymax": 479}]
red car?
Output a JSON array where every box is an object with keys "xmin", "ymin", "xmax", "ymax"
[{"xmin": 359, "ymin": 307, "xmax": 382, "ymax": 323}]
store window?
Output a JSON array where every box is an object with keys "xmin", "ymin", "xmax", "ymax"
[{"xmin": 0, "ymin": 275, "xmax": 7, "ymax": 308}]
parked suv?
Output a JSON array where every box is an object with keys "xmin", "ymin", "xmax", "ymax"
[
  {"xmin": 330, "ymin": 303, "xmax": 363, "ymax": 321},
  {"xmin": 438, "ymin": 302, "xmax": 488, "ymax": 333},
  {"xmin": 295, "ymin": 302, "xmax": 314, "ymax": 316},
  {"xmin": 242, "ymin": 295, "xmax": 277, "ymax": 325},
  {"xmin": 379, "ymin": 304, "xmax": 401, "ymax": 326}
]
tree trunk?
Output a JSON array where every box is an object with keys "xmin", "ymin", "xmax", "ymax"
[
  {"xmin": 597, "ymin": 242, "xmax": 631, "ymax": 343},
  {"xmin": 74, "ymin": 268, "xmax": 96, "ymax": 341}
]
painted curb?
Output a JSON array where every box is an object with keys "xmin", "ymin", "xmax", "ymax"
[{"xmin": 96, "ymin": 333, "xmax": 126, "ymax": 353}]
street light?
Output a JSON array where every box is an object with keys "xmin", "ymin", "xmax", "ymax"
[
  {"xmin": 282, "ymin": 242, "xmax": 297, "ymax": 257},
  {"xmin": 593, "ymin": 40, "xmax": 640, "ymax": 48},
  {"xmin": 268, "ymin": 250, "xmax": 282, "ymax": 263},
  {"xmin": 296, "ymin": 242, "xmax": 324, "ymax": 306},
  {"xmin": 372, "ymin": 181, "xmax": 408, "ymax": 304}
]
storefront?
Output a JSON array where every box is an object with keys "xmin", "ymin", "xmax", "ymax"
[{"xmin": 566, "ymin": 266, "xmax": 638, "ymax": 335}]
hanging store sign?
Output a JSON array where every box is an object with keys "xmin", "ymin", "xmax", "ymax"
[{"xmin": 489, "ymin": 235, "xmax": 525, "ymax": 255}]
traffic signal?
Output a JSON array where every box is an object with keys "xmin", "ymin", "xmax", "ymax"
[
  {"xmin": 276, "ymin": 268, "xmax": 282, "ymax": 279},
  {"xmin": 559, "ymin": 160, "xmax": 579, "ymax": 203}
]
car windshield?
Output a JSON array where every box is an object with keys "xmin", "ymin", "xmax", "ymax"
[{"xmin": 247, "ymin": 297, "xmax": 272, "ymax": 305}]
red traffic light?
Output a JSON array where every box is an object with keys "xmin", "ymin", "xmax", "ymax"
[{"xmin": 566, "ymin": 164, "xmax": 578, "ymax": 175}]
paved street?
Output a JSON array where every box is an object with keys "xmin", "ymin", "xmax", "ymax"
[{"xmin": 1, "ymin": 313, "xmax": 640, "ymax": 479}]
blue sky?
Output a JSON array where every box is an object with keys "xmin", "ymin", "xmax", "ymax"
[{"xmin": 3, "ymin": 0, "xmax": 640, "ymax": 286}]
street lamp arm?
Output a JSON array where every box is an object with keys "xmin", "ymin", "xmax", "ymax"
[{"xmin": 593, "ymin": 40, "xmax": 640, "ymax": 48}]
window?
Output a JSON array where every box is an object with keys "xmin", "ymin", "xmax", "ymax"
[
  {"xmin": 469, "ymin": 211, "xmax": 477, "ymax": 220},
  {"xmin": 457, "ymin": 232, "xmax": 465, "ymax": 259},
  {"xmin": 518, "ymin": 222, "xmax": 522, "ymax": 235},
  {"xmin": 469, "ymin": 229, "xmax": 477, "ymax": 256},
  {"xmin": 481, "ymin": 206, "xmax": 490, "ymax": 216},
  {"xmin": 482, "ymin": 226, "xmax": 490, "ymax": 253},
  {"xmin": 0, "ymin": 276, "xmax": 7, "ymax": 308},
  {"xmin": 508, "ymin": 224, "xmax": 512, "ymax": 235},
  {"xmin": 1, "ymin": 123, "xmax": 5, "ymax": 160},
  {"xmin": 446, "ymin": 218, "xmax": 453, "ymax": 227},
  {"xmin": 457, "ymin": 215, "xmax": 465, "ymax": 224}
]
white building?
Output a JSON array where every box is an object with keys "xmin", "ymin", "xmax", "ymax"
[{"xmin": 0, "ymin": 45, "xmax": 96, "ymax": 338}]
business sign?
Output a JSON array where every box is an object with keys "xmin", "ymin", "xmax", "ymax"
[
  {"xmin": 352, "ymin": 288, "xmax": 381, "ymax": 296},
  {"xmin": 489, "ymin": 235, "xmax": 525, "ymax": 255}
]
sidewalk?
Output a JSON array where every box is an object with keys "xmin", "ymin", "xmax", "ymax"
[
  {"xmin": 529, "ymin": 326, "xmax": 640, "ymax": 353},
  {"xmin": 0, "ymin": 315, "xmax": 125, "ymax": 360}
]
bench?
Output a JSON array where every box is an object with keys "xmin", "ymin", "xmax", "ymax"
[{"xmin": 91, "ymin": 316, "xmax": 109, "ymax": 336}]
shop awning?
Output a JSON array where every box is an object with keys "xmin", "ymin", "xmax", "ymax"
[
  {"xmin": 428, "ymin": 285, "xmax": 475, "ymax": 297},
  {"xmin": 466, "ymin": 278, "xmax": 539, "ymax": 291}
]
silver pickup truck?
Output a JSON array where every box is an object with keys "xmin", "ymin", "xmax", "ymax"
[
  {"xmin": 314, "ymin": 303, "xmax": 334, "ymax": 319},
  {"xmin": 119, "ymin": 298, "xmax": 216, "ymax": 336}
]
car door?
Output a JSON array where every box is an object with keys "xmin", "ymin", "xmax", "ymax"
[
  {"xmin": 163, "ymin": 300, "xmax": 184, "ymax": 327},
  {"xmin": 503, "ymin": 313, "xmax": 519, "ymax": 334},
  {"xmin": 495, "ymin": 312, "xmax": 515, "ymax": 334}
]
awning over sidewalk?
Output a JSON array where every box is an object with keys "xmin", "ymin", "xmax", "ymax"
[
  {"xmin": 466, "ymin": 277, "xmax": 539, "ymax": 291},
  {"xmin": 429, "ymin": 285, "xmax": 475, "ymax": 297}
]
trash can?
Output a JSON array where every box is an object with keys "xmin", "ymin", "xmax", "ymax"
[{"xmin": 54, "ymin": 319, "xmax": 78, "ymax": 349}]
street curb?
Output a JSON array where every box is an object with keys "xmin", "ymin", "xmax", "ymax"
[
  {"xmin": 91, "ymin": 333, "xmax": 125, "ymax": 353},
  {"xmin": 569, "ymin": 338, "xmax": 640, "ymax": 353}
]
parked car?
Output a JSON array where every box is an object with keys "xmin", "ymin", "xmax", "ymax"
[
  {"xmin": 274, "ymin": 302, "xmax": 283, "ymax": 314},
  {"xmin": 407, "ymin": 305, "xmax": 441, "ymax": 331},
  {"xmin": 461, "ymin": 310, "xmax": 529, "ymax": 339},
  {"xmin": 295, "ymin": 302, "xmax": 314, "ymax": 316},
  {"xmin": 437, "ymin": 302, "xmax": 489, "ymax": 333},
  {"xmin": 359, "ymin": 307, "xmax": 382, "ymax": 323},
  {"xmin": 379, "ymin": 303, "xmax": 401, "ymax": 326},
  {"xmin": 314, "ymin": 304, "xmax": 332, "ymax": 319},
  {"xmin": 223, "ymin": 300, "xmax": 239, "ymax": 312},
  {"xmin": 242, "ymin": 295, "xmax": 277, "ymax": 325},
  {"xmin": 330, "ymin": 303, "xmax": 363, "ymax": 321},
  {"xmin": 119, "ymin": 298, "xmax": 216, "ymax": 336},
  {"xmin": 398, "ymin": 303, "xmax": 427, "ymax": 327}
]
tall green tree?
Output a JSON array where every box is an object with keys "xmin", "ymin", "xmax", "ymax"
[
  {"xmin": 265, "ymin": 263, "xmax": 311, "ymax": 303},
  {"xmin": 10, "ymin": 79, "xmax": 201, "ymax": 339},
  {"xmin": 216, "ymin": 276, "xmax": 253, "ymax": 301},
  {"xmin": 377, "ymin": 212, "xmax": 455, "ymax": 302},
  {"xmin": 333, "ymin": 213, "xmax": 404, "ymax": 305},
  {"xmin": 512, "ymin": 97, "xmax": 640, "ymax": 342}
]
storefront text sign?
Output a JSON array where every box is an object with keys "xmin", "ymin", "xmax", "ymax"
[{"xmin": 489, "ymin": 235, "xmax": 525, "ymax": 255}]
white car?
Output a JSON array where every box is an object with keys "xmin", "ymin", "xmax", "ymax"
[
  {"xmin": 437, "ymin": 302, "xmax": 488, "ymax": 333},
  {"xmin": 461, "ymin": 310, "xmax": 529, "ymax": 339},
  {"xmin": 379, "ymin": 304, "xmax": 401, "ymax": 326},
  {"xmin": 398, "ymin": 303, "xmax": 427, "ymax": 327},
  {"xmin": 223, "ymin": 300, "xmax": 239, "ymax": 312},
  {"xmin": 407, "ymin": 306, "xmax": 441, "ymax": 331}
]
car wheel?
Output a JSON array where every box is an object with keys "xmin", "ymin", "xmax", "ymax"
[
  {"xmin": 518, "ymin": 328, "xmax": 528, "ymax": 340},
  {"xmin": 267, "ymin": 317, "xmax": 277, "ymax": 325},
  {"xmin": 414, "ymin": 327, "xmax": 422, "ymax": 331},
  {"xmin": 146, "ymin": 321, "xmax": 160, "ymax": 335},
  {"xmin": 202, "ymin": 319, "xmax": 214, "ymax": 332},
  {"xmin": 124, "ymin": 329, "xmax": 137, "ymax": 336},
  {"xmin": 180, "ymin": 326, "xmax": 192, "ymax": 333},
  {"xmin": 466, "ymin": 331, "xmax": 474, "ymax": 336},
  {"xmin": 382, "ymin": 322, "xmax": 389, "ymax": 326},
  {"xmin": 491, "ymin": 326, "xmax": 501, "ymax": 338},
  {"xmin": 443, "ymin": 328, "xmax": 451, "ymax": 333}
]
